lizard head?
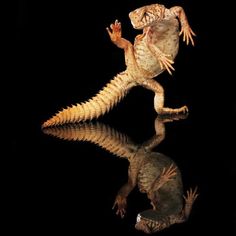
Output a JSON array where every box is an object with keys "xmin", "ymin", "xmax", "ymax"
[
  {"xmin": 135, "ymin": 211, "xmax": 171, "ymax": 234},
  {"xmin": 129, "ymin": 4, "xmax": 165, "ymax": 30}
]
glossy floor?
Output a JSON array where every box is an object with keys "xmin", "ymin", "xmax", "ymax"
[{"xmin": 13, "ymin": 0, "xmax": 235, "ymax": 234}]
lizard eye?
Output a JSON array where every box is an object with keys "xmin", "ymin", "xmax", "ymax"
[
  {"xmin": 139, "ymin": 11, "xmax": 148, "ymax": 22},
  {"xmin": 141, "ymin": 11, "xmax": 155, "ymax": 22},
  {"xmin": 143, "ymin": 11, "xmax": 150, "ymax": 17},
  {"xmin": 143, "ymin": 12, "xmax": 148, "ymax": 16}
]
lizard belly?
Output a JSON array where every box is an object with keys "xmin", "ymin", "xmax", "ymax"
[
  {"xmin": 135, "ymin": 43, "xmax": 163, "ymax": 77},
  {"xmin": 137, "ymin": 152, "xmax": 182, "ymax": 194},
  {"xmin": 137, "ymin": 160, "xmax": 160, "ymax": 192},
  {"xmin": 137, "ymin": 153, "xmax": 169, "ymax": 192},
  {"xmin": 134, "ymin": 22, "xmax": 179, "ymax": 77}
]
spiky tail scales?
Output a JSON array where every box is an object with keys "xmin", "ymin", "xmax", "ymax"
[
  {"xmin": 42, "ymin": 71, "xmax": 133, "ymax": 128},
  {"xmin": 42, "ymin": 122, "xmax": 137, "ymax": 159}
]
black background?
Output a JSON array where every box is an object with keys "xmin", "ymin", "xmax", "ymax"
[{"xmin": 13, "ymin": 0, "xmax": 235, "ymax": 235}]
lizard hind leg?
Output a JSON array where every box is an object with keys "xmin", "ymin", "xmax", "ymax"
[
  {"xmin": 154, "ymin": 92, "xmax": 188, "ymax": 115},
  {"xmin": 139, "ymin": 78, "xmax": 188, "ymax": 115}
]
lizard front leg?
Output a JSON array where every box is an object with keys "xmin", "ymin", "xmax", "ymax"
[
  {"xmin": 139, "ymin": 78, "xmax": 188, "ymax": 115},
  {"xmin": 182, "ymin": 187, "xmax": 199, "ymax": 220},
  {"xmin": 107, "ymin": 20, "xmax": 141, "ymax": 76},
  {"xmin": 106, "ymin": 20, "xmax": 132, "ymax": 50},
  {"xmin": 151, "ymin": 164, "xmax": 177, "ymax": 192},
  {"xmin": 170, "ymin": 6, "xmax": 196, "ymax": 46},
  {"xmin": 145, "ymin": 27, "xmax": 175, "ymax": 75},
  {"xmin": 146, "ymin": 31, "xmax": 175, "ymax": 75},
  {"xmin": 112, "ymin": 163, "xmax": 139, "ymax": 218},
  {"xmin": 147, "ymin": 164, "xmax": 177, "ymax": 210},
  {"xmin": 174, "ymin": 187, "xmax": 199, "ymax": 224}
]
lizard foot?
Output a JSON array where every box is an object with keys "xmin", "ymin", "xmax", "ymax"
[
  {"xmin": 112, "ymin": 195, "xmax": 127, "ymax": 218},
  {"xmin": 106, "ymin": 20, "xmax": 122, "ymax": 42},
  {"xmin": 151, "ymin": 164, "xmax": 177, "ymax": 191},
  {"xmin": 157, "ymin": 52, "xmax": 175, "ymax": 75},
  {"xmin": 179, "ymin": 25, "xmax": 196, "ymax": 46},
  {"xmin": 155, "ymin": 113, "xmax": 189, "ymax": 123},
  {"xmin": 183, "ymin": 186, "xmax": 199, "ymax": 204},
  {"xmin": 159, "ymin": 163, "xmax": 177, "ymax": 183},
  {"xmin": 157, "ymin": 105, "xmax": 189, "ymax": 116}
]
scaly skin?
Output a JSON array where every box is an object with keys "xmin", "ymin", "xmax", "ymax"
[
  {"xmin": 42, "ymin": 3, "xmax": 195, "ymax": 128},
  {"xmin": 43, "ymin": 114, "xmax": 198, "ymax": 234}
]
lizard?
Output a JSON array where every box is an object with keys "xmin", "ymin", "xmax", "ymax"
[
  {"xmin": 42, "ymin": 3, "xmax": 195, "ymax": 128},
  {"xmin": 42, "ymin": 113, "xmax": 198, "ymax": 234}
]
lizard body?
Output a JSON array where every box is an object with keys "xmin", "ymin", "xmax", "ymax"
[
  {"xmin": 43, "ymin": 114, "xmax": 198, "ymax": 233},
  {"xmin": 42, "ymin": 3, "xmax": 195, "ymax": 128}
]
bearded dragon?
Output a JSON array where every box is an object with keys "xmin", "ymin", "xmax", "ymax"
[
  {"xmin": 42, "ymin": 3, "xmax": 195, "ymax": 128},
  {"xmin": 43, "ymin": 114, "xmax": 198, "ymax": 233}
]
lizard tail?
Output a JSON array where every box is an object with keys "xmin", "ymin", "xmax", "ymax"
[
  {"xmin": 42, "ymin": 71, "xmax": 133, "ymax": 128},
  {"xmin": 42, "ymin": 122, "xmax": 137, "ymax": 159}
]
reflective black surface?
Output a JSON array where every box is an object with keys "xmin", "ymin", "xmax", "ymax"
[
  {"xmin": 42, "ymin": 115, "xmax": 200, "ymax": 234},
  {"xmin": 13, "ymin": 0, "xmax": 235, "ymax": 235}
]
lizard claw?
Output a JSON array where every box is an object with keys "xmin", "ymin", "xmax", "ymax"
[
  {"xmin": 160, "ymin": 163, "xmax": 177, "ymax": 181},
  {"xmin": 183, "ymin": 186, "xmax": 199, "ymax": 203},
  {"xmin": 106, "ymin": 20, "xmax": 122, "ymax": 42},
  {"xmin": 158, "ymin": 53, "xmax": 175, "ymax": 75},
  {"xmin": 179, "ymin": 26, "xmax": 196, "ymax": 46},
  {"xmin": 112, "ymin": 195, "xmax": 127, "ymax": 218},
  {"xmin": 179, "ymin": 105, "xmax": 189, "ymax": 114}
]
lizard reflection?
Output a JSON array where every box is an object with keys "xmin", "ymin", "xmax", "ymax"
[{"xmin": 42, "ymin": 114, "xmax": 198, "ymax": 234}]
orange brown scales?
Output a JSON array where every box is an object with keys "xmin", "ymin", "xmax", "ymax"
[{"xmin": 42, "ymin": 3, "xmax": 195, "ymax": 128}]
